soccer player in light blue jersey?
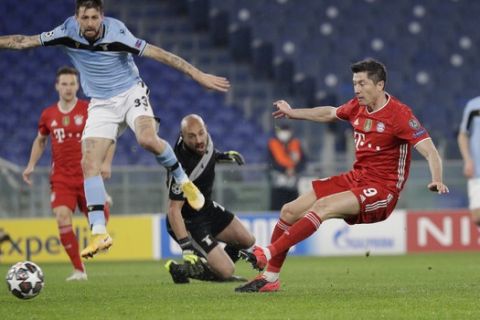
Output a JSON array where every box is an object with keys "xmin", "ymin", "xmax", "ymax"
[
  {"xmin": 458, "ymin": 97, "xmax": 480, "ymax": 229},
  {"xmin": 0, "ymin": 0, "xmax": 230, "ymax": 259}
]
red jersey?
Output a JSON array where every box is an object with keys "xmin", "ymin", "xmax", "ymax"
[
  {"xmin": 336, "ymin": 95, "xmax": 430, "ymax": 194},
  {"xmin": 38, "ymin": 99, "xmax": 88, "ymax": 184}
]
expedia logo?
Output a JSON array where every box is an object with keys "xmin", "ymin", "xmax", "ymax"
[{"xmin": 0, "ymin": 227, "xmax": 91, "ymax": 260}]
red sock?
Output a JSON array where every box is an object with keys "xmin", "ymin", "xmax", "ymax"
[
  {"xmin": 59, "ymin": 225, "xmax": 84, "ymax": 272},
  {"xmin": 267, "ymin": 218, "xmax": 292, "ymax": 273},
  {"xmin": 104, "ymin": 202, "xmax": 110, "ymax": 224},
  {"xmin": 268, "ymin": 211, "xmax": 322, "ymax": 258}
]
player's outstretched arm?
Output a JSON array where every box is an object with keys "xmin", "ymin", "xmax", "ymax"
[
  {"xmin": 168, "ymin": 199, "xmax": 189, "ymax": 241},
  {"xmin": 168, "ymin": 199, "xmax": 201, "ymax": 263},
  {"xmin": 457, "ymin": 131, "xmax": 474, "ymax": 178},
  {"xmin": 273, "ymin": 100, "xmax": 337, "ymax": 122},
  {"xmin": 22, "ymin": 134, "xmax": 48, "ymax": 186},
  {"xmin": 142, "ymin": 44, "xmax": 230, "ymax": 92},
  {"xmin": 415, "ymin": 139, "xmax": 449, "ymax": 194},
  {"xmin": 216, "ymin": 150, "xmax": 245, "ymax": 165},
  {"xmin": 0, "ymin": 35, "xmax": 41, "ymax": 50}
]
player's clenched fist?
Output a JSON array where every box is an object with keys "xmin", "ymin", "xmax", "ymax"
[{"xmin": 273, "ymin": 100, "xmax": 293, "ymax": 119}]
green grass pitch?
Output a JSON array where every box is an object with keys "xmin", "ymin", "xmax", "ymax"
[{"xmin": 1, "ymin": 253, "xmax": 479, "ymax": 320}]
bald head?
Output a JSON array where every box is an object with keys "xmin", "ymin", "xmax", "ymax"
[
  {"xmin": 181, "ymin": 114, "xmax": 205, "ymax": 134},
  {"xmin": 181, "ymin": 114, "xmax": 209, "ymax": 155}
]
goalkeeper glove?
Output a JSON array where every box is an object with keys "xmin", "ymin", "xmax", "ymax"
[
  {"xmin": 178, "ymin": 237, "xmax": 200, "ymax": 264},
  {"xmin": 217, "ymin": 151, "xmax": 245, "ymax": 165},
  {"xmin": 178, "ymin": 237, "xmax": 206, "ymax": 277}
]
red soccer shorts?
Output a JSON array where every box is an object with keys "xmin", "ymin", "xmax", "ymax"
[
  {"xmin": 50, "ymin": 181, "xmax": 110, "ymax": 222},
  {"xmin": 51, "ymin": 181, "xmax": 88, "ymax": 217},
  {"xmin": 312, "ymin": 172, "xmax": 399, "ymax": 225}
]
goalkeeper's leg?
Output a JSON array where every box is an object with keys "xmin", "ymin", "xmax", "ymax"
[
  {"xmin": 202, "ymin": 243, "xmax": 235, "ymax": 280},
  {"xmin": 186, "ymin": 257, "xmax": 246, "ymax": 282},
  {"xmin": 167, "ymin": 247, "xmax": 243, "ymax": 283}
]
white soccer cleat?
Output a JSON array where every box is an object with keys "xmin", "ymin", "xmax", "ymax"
[{"xmin": 66, "ymin": 270, "xmax": 88, "ymax": 281}]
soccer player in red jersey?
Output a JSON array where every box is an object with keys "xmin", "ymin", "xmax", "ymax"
[
  {"xmin": 236, "ymin": 59, "xmax": 449, "ymax": 293},
  {"xmin": 22, "ymin": 67, "xmax": 114, "ymax": 281}
]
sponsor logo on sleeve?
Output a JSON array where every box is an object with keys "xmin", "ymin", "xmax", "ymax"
[
  {"xmin": 408, "ymin": 118, "xmax": 420, "ymax": 130},
  {"xmin": 44, "ymin": 31, "xmax": 55, "ymax": 38},
  {"xmin": 413, "ymin": 129, "xmax": 426, "ymax": 138},
  {"xmin": 171, "ymin": 183, "xmax": 182, "ymax": 195},
  {"xmin": 135, "ymin": 40, "xmax": 142, "ymax": 48}
]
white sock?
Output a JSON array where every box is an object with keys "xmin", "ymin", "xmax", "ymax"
[
  {"xmin": 91, "ymin": 224, "xmax": 107, "ymax": 235},
  {"xmin": 263, "ymin": 271, "xmax": 279, "ymax": 282},
  {"xmin": 264, "ymin": 247, "xmax": 272, "ymax": 261}
]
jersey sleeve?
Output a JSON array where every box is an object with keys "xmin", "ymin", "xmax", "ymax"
[
  {"xmin": 394, "ymin": 109, "xmax": 430, "ymax": 146},
  {"xmin": 107, "ymin": 19, "xmax": 147, "ymax": 56},
  {"xmin": 168, "ymin": 178, "xmax": 185, "ymax": 201},
  {"xmin": 38, "ymin": 110, "xmax": 50, "ymax": 136},
  {"xmin": 40, "ymin": 18, "xmax": 72, "ymax": 46},
  {"xmin": 335, "ymin": 98, "xmax": 357, "ymax": 121},
  {"xmin": 459, "ymin": 103, "xmax": 473, "ymax": 134}
]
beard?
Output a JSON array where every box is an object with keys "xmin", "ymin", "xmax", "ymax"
[{"xmin": 83, "ymin": 28, "xmax": 101, "ymax": 41}]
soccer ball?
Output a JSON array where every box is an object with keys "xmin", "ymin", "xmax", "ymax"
[{"xmin": 5, "ymin": 261, "xmax": 44, "ymax": 299}]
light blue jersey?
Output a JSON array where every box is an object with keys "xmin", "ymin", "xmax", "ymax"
[
  {"xmin": 40, "ymin": 16, "xmax": 147, "ymax": 99},
  {"xmin": 459, "ymin": 96, "xmax": 480, "ymax": 178}
]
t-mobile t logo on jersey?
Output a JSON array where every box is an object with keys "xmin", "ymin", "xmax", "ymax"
[
  {"xmin": 354, "ymin": 130, "xmax": 382, "ymax": 152},
  {"xmin": 354, "ymin": 131, "xmax": 366, "ymax": 150},
  {"xmin": 53, "ymin": 128, "xmax": 65, "ymax": 143}
]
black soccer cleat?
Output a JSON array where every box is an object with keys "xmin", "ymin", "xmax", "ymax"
[
  {"xmin": 164, "ymin": 260, "xmax": 190, "ymax": 284},
  {"xmin": 238, "ymin": 249, "xmax": 265, "ymax": 271},
  {"xmin": 234, "ymin": 275, "xmax": 280, "ymax": 293}
]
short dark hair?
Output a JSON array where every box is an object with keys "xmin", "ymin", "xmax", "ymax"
[
  {"xmin": 351, "ymin": 58, "xmax": 387, "ymax": 88},
  {"xmin": 56, "ymin": 66, "xmax": 79, "ymax": 82},
  {"xmin": 75, "ymin": 0, "xmax": 104, "ymax": 14}
]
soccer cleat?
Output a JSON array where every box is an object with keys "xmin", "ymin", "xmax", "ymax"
[
  {"xmin": 80, "ymin": 233, "xmax": 113, "ymax": 259},
  {"xmin": 239, "ymin": 246, "xmax": 268, "ymax": 271},
  {"xmin": 234, "ymin": 274, "xmax": 280, "ymax": 293},
  {"xmin": 66, "ymin": 270, "xmax": 88, "ymax": 281},
  {"xmin": 165, "ymin": 260, "xmax": 189, "ymax": 284},
  {"xmin": 181, "ymin": 181, "xmax": 205, "ymax": 210},
  {"xmin": 239, "ymin": 250, "xmax": 264, "ymax": 271}
]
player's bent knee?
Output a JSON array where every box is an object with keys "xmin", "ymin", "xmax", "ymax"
[
  {"xmin": 54, "ymin": 207, "xmax": 72, "ymax": 226},
  {"xmin": 280, "ymin": 203, "xmax": 301, "ymax": 224},
  {"xmin": 136, "ymin": 134, "xmax": 158, "ymax": 152},
  {"xmin": 237, "ymin": 233, "xmax": 255, "ymax": 249},
  {"xmin": 213, "ymin": 262, "xmax": 234, "ymax": 279},
  {"xmin": 207, "ymin": 246, "xmax": 235, "ymax": 278},
  {"xmin": 246, "ymin": 234, "xmax": 255, "ymax": 248}
]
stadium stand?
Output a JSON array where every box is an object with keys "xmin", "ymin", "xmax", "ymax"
[{"xmin": 0, "ymin": 0, "xmax": 478, "ymax": 165}]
